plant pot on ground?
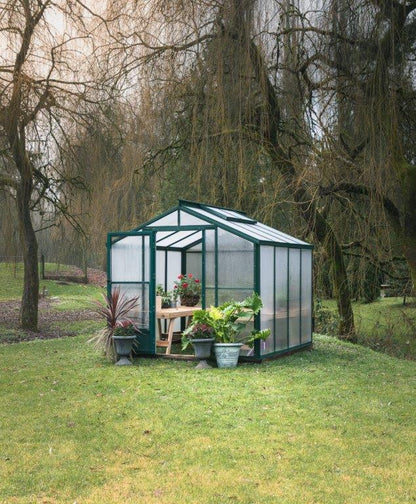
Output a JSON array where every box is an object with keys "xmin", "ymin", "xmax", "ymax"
[
  {"xmin": 112, "ymin": 321, "xmax": 137, "ymax": 366},
  {"xmin": 182, "ymin": 320, "xmax": 215, "ymax": 368},
  {"xmin": 183, "ymin": 293, "xmax": 271, "ymax": 369},
  {"xmin": 88, "ymin": 287, "xmax": 139, "ymax": 364}
]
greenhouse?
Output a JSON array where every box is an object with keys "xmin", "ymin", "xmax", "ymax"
[{"xmin": 107, "ymin": 200, "xmax": 313, "ymax": 360}]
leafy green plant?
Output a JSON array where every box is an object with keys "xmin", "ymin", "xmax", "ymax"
[
  {"xmin": 314, "ymin": 298, "xmax": 340, "ymax": 335},
  {"xmin": 88, "ymin": 287, "xmax": 139, "ymax": 360},
  {"xmin": 183, "ymin": 293, "xmax": 270, "ymax": 349},
  {"xmin": 113, "ymin": 321, "xmax": 136, "ymax": 336}
]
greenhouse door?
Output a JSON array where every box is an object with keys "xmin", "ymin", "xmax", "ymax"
[{"xmin": 107, "ymin": 231, "xmax": 156, "ymax": 355}]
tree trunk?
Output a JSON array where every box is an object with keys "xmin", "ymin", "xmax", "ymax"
[{"xmin": 16, "ymin": 180, "xmax": 39, "ymax": 331}]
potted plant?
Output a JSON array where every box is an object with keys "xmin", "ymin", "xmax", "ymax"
[
  {"xmin": 182, "ymin": 312, "xmax": 216, "ymax": 368},
  {"xmin": 173, "ymin": 273, "xmax": 201, "ymax": 306},
  {"xmin": 184, "ymin": 293, "xmax": 270, "ymax": 368},
  {"xmin": 157, "ymin": 284, "xmax": 172, "ymax": 308},
  {"xmin": 89, "ymin": 287, "xmax": 139, "ymax": 365},
  {"xmin": 112, "ymin": 320, "xmax": 138, "ymax": 366}
]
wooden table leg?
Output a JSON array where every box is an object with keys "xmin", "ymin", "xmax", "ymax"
[{"xmin": 166, "ymin": 319, "xmax": 175, "ymax": 355}]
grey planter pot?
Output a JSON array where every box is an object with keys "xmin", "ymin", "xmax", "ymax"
[
  {"xmin": 213, "ymin": 343, "xmax": 243, "ymax": 368},
  {"xmin": 113, "ymin": 335, "xmax": 136, "ymax": 366},
  {"xmin": 191, "ymin": 338, "xmax": 215, "ymax": 359}
]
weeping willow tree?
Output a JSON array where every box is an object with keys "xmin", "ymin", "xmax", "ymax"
[
  {"xmin": 133, "ymin": 0, "xmax": 357, "ymax": 338},
  {"xmin": 0, "ymin": 0, "xmax": 141, "ymax": 330},
  {"xmin": 294, "ymin": 0, "xmax": 416, "ymax": 294}
]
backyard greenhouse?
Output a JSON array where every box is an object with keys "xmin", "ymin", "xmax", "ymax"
[{"xmin": 107, "ymin": 200, "xmax": 313, "ymax": 360}]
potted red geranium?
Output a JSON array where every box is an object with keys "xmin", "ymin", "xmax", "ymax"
[{"xmin": 173, "ymin": 273, "xmax": 201, "ymax": 306}]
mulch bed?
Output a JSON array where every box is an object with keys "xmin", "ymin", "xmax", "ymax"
[
  {"xmin": 42, "ymin": 266, "xmax": 107, "ymax": 287},
  {"xmin": 0, "ymin": 267, "xmax": 105, "ymax": 343}
]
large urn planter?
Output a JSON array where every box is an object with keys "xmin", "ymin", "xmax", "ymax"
[
  {"xmin": 113, "ymin": 335, "xmax": 136, "ymax": 366},
  {"xmin": 191, "ymin": 337, "xmax": 215, "ymax": 369},
  {"xmin": 213, "ymin": 343, "xmax": 243, "ymax": 368}
]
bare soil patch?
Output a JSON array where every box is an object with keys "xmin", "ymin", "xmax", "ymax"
[
  {"xmin": 0, "ymin": 298, "xmax": 100, "ymax": 343},
  {"xmin": 43, "ymin": 266, "xmax": 107, "ymax": 287},
  {"xmin": 0, "ymin": 267, "xmax": 105, "ymax": 343}
]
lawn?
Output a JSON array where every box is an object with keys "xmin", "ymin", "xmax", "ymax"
[
  {"xmin": 0, "ymin": 262, "xmax": 415, "ymax": 502},
  {"xmin": 318, "ymin": 297, "xmax": 416, "ymax": 359},
  {"xmin": 0, "ymin": 334, "xmax": 415, "ymax": 503},
  {"xmin": 0, "ymin": 263, "xmax": 104, "ymax": 344}
]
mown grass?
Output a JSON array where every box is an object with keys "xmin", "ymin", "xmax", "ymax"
[
  {"xmin": 0, "ymin": 334, "xmax": 415, "ymax": 504},
  {"xmin": 0, "ymin": 262, "xmax": 104, "ymax": 303},
  {"xmin": 320, "ymin": 297, "xmax": 416, "ymax": 359}
]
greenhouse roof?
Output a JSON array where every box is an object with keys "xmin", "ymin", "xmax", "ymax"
[{"xmin": 136, "ymin": 200, "xmax": 312, "ymax": 249}]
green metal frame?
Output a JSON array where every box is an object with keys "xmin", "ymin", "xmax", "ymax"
[{"xmin": 107, "ymin": 230, "xmax": 156, "ymax": 356}]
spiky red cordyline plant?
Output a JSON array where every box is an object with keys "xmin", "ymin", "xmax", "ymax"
[{"xmin": 89, "ymin": 287, "xmax": 140, "ymax": 360}]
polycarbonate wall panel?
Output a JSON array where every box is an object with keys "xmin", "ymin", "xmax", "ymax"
[
  {"xmin": 217, "ymin": 289, "xmax": 253, "ymax": 304},
  {"xmin": 166, "ymin": 251, "xmax": 181, "ymax": 292},
  {"xmin": 301, "ymin": 249, "xmax": 312, "ymax": 343},
  {"xmin": 217, "ymin": 229, "xmax": 254, "ymax": 289},
  {"xmin": 146, "ymin": 210, "xmax": 178, "ymax": 227},
  {"xmin": 179, "ymin": 210, "xmax": 208, "ymax": 225},
  {"xmin": 288, "ymin": 249, "xmax": 301, "ymax": 347},
  {"xmin": 260, "ymin": 246, "xmax": 275, "ymax": 354},
  {"xmin": 156, "ymin": 250, "xmax": 166, "ymax": 290},
  {"xmin": 111, "ymin": 236, "xmax": 144, "ymax": 282},
  {"xmin": 112, "ymin": 283, "xmax": 149, "ymax": 326},
  {"xmin": 275, "ymin": 247, "xmax": 288, "ymax": 350},
  {"xmin": 185, "ymin": 251, "xmax": 202, "ymax": 281}
]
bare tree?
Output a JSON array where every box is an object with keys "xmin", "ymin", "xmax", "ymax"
[{"xmin": 0, "ymin": 0, "xmax": 128, "ymax": 330}]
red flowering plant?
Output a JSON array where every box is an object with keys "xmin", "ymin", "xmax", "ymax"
[{"xmin": 172, "ymin": 273, "xmax": 201, "ymax": 300}]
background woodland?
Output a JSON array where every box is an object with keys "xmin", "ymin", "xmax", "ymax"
[{"xmin": 0, "ymin": 0, "xmax": 415, "ymax": 336}]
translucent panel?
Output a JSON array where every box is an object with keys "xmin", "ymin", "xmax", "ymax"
[
  {"xmin": 217, "ymin": 288, "xmax": 253, "ymax": 304},
  {"xmin": 146, "ymin": 210, "xmax": 179, "ymax": 227},
  {"xmin": 301, "ymin": 249, "xmax": 313, "ymax": 343},
  {"xmin": 275, "ymin": 248, "xmax": 288, "ymax": 350},
  {"xmin": 204, "ymin": 206, "xmax": 255, "ymax": 223},
  {"xmin": 179, "ymin": 210, "xmax": 209, "ymax": 225},
  {"xmin": 256, "ymin": 222, "xmax": 308, "ymax": 245},
  {"xmin": 260, "ymin": 246, "xmax": 275, "ymax": 355},
  {"xmin": 112, "ymin": 283, "xmax": 149, "ymax": 326},
  {"xmin": 166, "ymin": 251, "xmax": 181, "ymax": 292},
  {"xmin": 173, "ymin": 232, "xmax": 202, "ymax": 249},
  {"xmin": 217, "ymin": 229, "xmax": 254, "ymax": 289},
  {"xmin": 288, "ymin": 249, "xmax": 301, "ymax": 347},
  {"xmin": 205, "ymin": 287, "xmax": 215, "ymax": 306},
  {"xmin": 156, "ymin": 250, "xmax": 166, "ymax": 290},
  {"xmin": 185, "ymin": 252, "xmax": 202, "ymax": 281},
  {"xmin": 189, "ymin": 206, "xmax": 311, "ymax": 246},
  {"xmin": 156, "ymin": 231, "xmax": 177, "ymax": 243},
  {"xmin": 275, "ymin": 318, "xmax": 288, "ymax": 351},
  {"xmin": 111, "ymin": 236, "xmax": 143, "ymax": 282}
]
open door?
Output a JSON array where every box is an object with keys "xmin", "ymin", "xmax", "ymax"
[{"xmin": 107, "ymin": 231, "xmax": 156, "ymax": 355}]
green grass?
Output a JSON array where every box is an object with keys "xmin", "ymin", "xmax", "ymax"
[
  {"xmin": 0, "ymin": 262, "xmax": 104, "ymax": 303},
  {"xmin": 0, "ymin": 263, "xmax": 103, "ymax": 344},
  {"xmin": 319, "ymin": 297, "xmax": 416, "ymax": 359},
  {"xmin": 0, "ymin": 334, "xmax": 414, "ymax": 503}
]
